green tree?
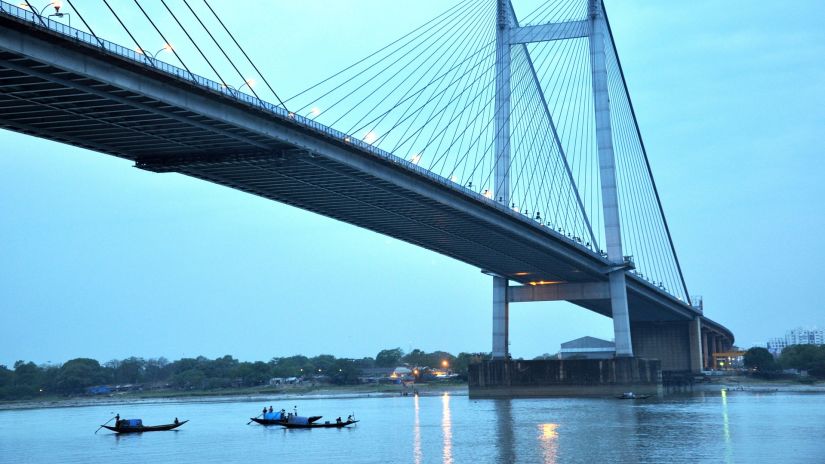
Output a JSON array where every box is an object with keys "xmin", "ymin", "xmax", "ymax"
[
  {"xmin": 375, "ymin": 348, "xmax": 404, "ymax": 367},
  {"xmin": 0, "ymin": 365, "xmax": 12, "ymax": 387},
  {"xmin": 779, "ymin": 345, "xmax": 825, "ymax": 377},
  {"xmin": 13, "ymin": 361, "xmax": 42, "ymax": 388},
  {"xmin": 271, "ymin": 355, "xmax": 311, "ymax": 377},
  {"xmin": 311, "ymin": 355, "xmax": 337, "ymax": 373},
  {"xmin": 55, "ymin": 358, "xmax": 107, "ymax": 393},
  {"xmin": 172, "ymin": 369, "xmax": 206, "ymax": 389},
  {"xmin": 232, "ymin": 361, "xmax": 271, "ymax": 386},
  {"xmin": 329, "ymin": 359, "xmax": 360, "ymax": 385},
  {"xmin": 111, "ymin": 357, "xmax": 145, "ymax": 384},
  {"xmin": 143, "ymin": 357, "xmax": 170, "ymax": 383},
  {"xmin": 352, "ymin": 357, "xmax": 375, "ymax": 369},
  {"xmin": 0, "ymin": 365, "xmax": 15, "ymax": 399},
  {"xmin": 743, "ymin": 347, "xmax": 777, "ymax": 372}
]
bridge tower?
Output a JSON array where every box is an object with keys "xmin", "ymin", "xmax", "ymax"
[
  {"xmin": 491, "ymin": 0, "xmax": 512, "ymax": 361},
  {"xmin": 491, "ymin": 0, "xmax": 633, "ymax": 359}
]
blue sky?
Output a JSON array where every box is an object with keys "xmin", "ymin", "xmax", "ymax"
[{"xmin": 1, "ymin": 0, "xmax": 823, "ymax": 366}]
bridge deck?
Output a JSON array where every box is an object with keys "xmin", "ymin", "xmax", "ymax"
[{"xmin": 0, "ymin": 8, "xmax": 732, "ymax": 340}]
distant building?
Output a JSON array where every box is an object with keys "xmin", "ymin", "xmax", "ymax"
[
  {"xmin": 712, "ymin": 351, "xmax": 745, "ymax": 370},
  {"xmin": 559, "ymin": 336, "xmax": 615, "ymax": 360},
  {"xmin": 766, "ymin": 327, "xmax": 823, "ymax": 355},
  {"xmin": 785, "ymin": 327, "xmax": 824, "ymax": 346},
  {"xmin": 767, "ymin": 337, "xmax": 787, "ymax": 356}
]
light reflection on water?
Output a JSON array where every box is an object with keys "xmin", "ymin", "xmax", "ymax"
[
  {"xmin": 538, "ymin": 423, "xmax": 558, "ymax": 464},
  {"xmin": 413, "ymin": 393, "xmax": 421, "ymax": 464},
  {"xmin": 721, "ymin": 389, "xmax": 733, "ymax": 464},
  {"xmin": 1, "ymin": 392, "xmax": 824, "ymax": 463},
  {"xmin": 441, "ymin": 393, "xmax": 452, "ymax": 464}
]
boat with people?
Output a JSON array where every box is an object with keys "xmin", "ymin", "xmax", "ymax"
[
  {"xmin": 250, "ymin": 406, "xmax": 323, "ymax": 426},
  {"xmin": 249, "ymin": 406, "xmax": 357, "ymax": 429},
  {"xmin": 101, "ymin": 415, "xmax": 187, "ymax": 434}
]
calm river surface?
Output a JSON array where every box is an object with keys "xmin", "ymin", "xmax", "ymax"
[{"xmin": 2, "ymin": 391, "xmax": 824, "ymax": 463}]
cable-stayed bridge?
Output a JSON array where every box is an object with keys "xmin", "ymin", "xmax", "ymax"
[{"xmin": 0, "ymin": 0, "xmax": 733, "ymax": 377}]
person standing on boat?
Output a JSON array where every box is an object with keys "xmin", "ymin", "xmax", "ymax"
[
  {"xmin": 268, "ymin": 406, "xmax": 273, "ymax": 413},
  {"xmin": 115, "ymin": 414, "xmax": 120, "ymax": 427},
  {"xmin": 262, "ymin": 406, "xmax": 267, "ymax": 416},
  {"xmin": 174, "ymin": 417, "xmax": 179, "ymax": 425}
]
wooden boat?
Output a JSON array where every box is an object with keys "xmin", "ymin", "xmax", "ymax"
[
  {"xmin": 281, "ymin": 419, "xmax": 359, "ymax": 429},
  {"xmin": 101, "ymin": 420, "xmax": 188, "ymax": 434},
  {"xmin": 250, "ymin": 415, "xmax": 322, "ymax": 426}
]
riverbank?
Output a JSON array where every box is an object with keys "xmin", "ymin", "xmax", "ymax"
[
  {"xmin": 694, "ymin": 375, "xmax": 825, "ymax": 393},
  {"xmin": 0, "ymin": 382, "xmax": 468, "ymax": 411},
  {"xmin": 4, "ymin": 377, "xmax": 824, "ymax": 411}
]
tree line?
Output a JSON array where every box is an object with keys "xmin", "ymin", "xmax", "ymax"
[
  {"xmin": 0, "ymin": 348, "xmax": 487, "ymax": 400},
  {"xmin": 743, "ymin": 345, "xmax": 825, "ymax": 378}
]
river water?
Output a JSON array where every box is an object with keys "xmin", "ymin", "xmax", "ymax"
[{"xmin": 1, "ymin": 390, "xmax": 824, "ymax": 463}]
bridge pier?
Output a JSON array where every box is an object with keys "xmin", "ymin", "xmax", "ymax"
[
  {"xmin": 630, "ymin": 319, "xmax": 706, "ymax": 373},
  {"xmin": 630, "ymin": 322, "xmax": 690, "ymax": 371},
  {"xmin": 492, "ymin": 276, "xmax": 509, "ymax": 359},
  {"xmin": 689, "ymin": 316, "xmax": 704, "ymax": 373},
  {"xmin": 702, "ymin": 330, "xmax": 710, "ymax": 370},
  {"xmin": 469, "ymin": 358, "xmax": 661, "ymax": 398}
]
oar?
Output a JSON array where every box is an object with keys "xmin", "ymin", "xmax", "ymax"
[
  {"xmin": 95, "ymin": 413, "xmax": 117, "ymax": 434},
  {"xmin": 247, "ymin": 413, "xmax": 262, "ymax": 425}
]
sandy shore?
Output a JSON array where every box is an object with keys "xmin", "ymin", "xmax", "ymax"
[{"xmin": 0, "ymin": 384, "xmax": 468, "ymax": 411}]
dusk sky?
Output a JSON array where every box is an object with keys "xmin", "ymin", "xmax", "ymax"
[{"xmin": 1, "ymin": 0, "xmax": 823, "ymax": 367}]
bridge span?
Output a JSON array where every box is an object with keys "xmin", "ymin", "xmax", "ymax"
[{"xmin": 0, "ymin": 0, "xmax": 732, "ymax": 376}]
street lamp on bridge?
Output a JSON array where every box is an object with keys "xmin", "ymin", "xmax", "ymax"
[
  {"xmin": 136, "ymin": 43, "xmax": 173, "ymax": 60},
  {"xmin": 221, "ymin": 78, "xmax": 256, "ymax": 95},
  {"xmin": 20, "ymin": 1, "xmax": 70, "ymax": 27}
]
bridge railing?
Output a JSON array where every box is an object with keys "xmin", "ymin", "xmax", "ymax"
[{"xmin": 0, "ymin": 0, "xmax": 608, "ymax": 266}]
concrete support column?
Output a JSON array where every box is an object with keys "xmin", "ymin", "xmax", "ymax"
[
  {"xmin": 589, "ymin": 0, "xmax": 632, "ymax": 356},
  {"xmin": 701, "ymin": 330, "xmax": 709, "ymax": 370},
  {"xmin": 688, "ymin": 317, "xmax": 703, "ymax": 373},
  {"xmin": 710, "ymin": 336, "xmax": 719, "ymax": 369},
  {"xmin": 608, "ymin": 272, "xmax": 632, "ymax": 356},
  {"xmin": 492, "ymin": 276, "xmax": 509, "ymax": 359}
]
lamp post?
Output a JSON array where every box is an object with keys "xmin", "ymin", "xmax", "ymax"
[
  {"xmin": 20, "ymin": 1, "xmax": 71, "ymax": 27},
  {"xmin": 137, "ymin": 43, "xmax": 173, "ymax": 60},
  {"xmin": 236, "ymin": 78, "xmax": 255, "ymax": 92},
  {"xmin": 222, "ymin": 78, "xmax": 255, "ymax": 97}
]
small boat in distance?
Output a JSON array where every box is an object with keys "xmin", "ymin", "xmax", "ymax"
[
  {"xmin": 616, "ymin": 392, "xmax": 650, "ymax": 400},
  {"xmin": 101, "ymin": 417, "xmax": 188, "ymax": 434}
]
